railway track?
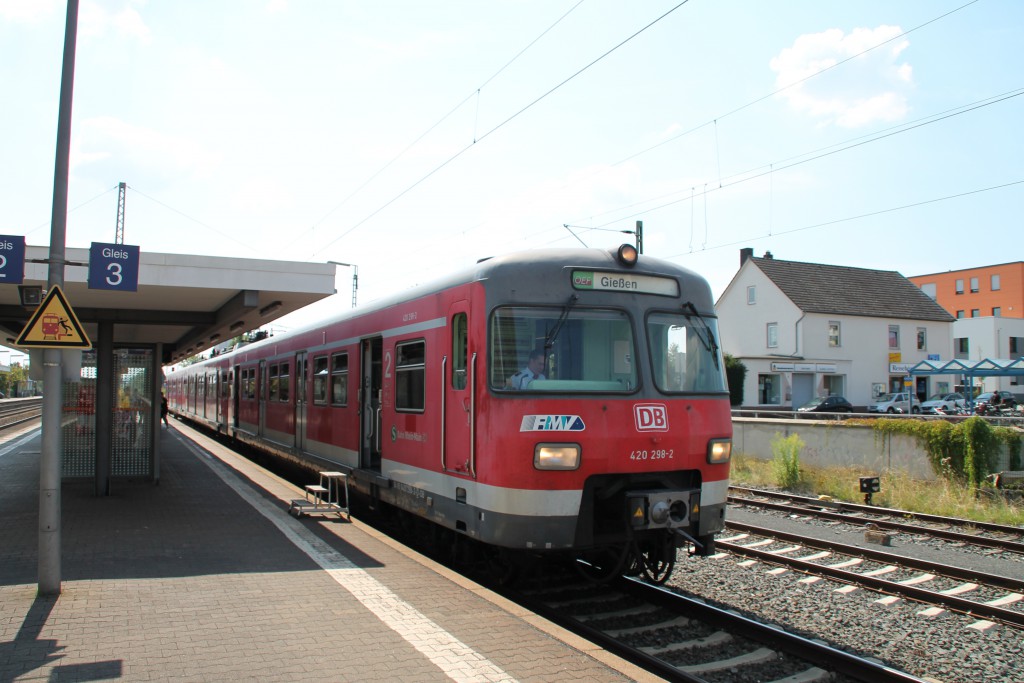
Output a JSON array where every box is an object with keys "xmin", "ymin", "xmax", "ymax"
[
  {"xmin": 718, "ymin": 521, "xmax": 1024, "ymax": 629},
  {"xmin": 728, "ymin": 485, "xmax": 1024, "ymax": 554},
  {"xmin": 511, "ymin": 572, "xmax": 927, "ymax": 683},
  {"xmin": 0, "ymin": 398, "xmax": 43, "ymax": 431}
]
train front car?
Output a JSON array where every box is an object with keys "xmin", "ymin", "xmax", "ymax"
[{"xmin": 477, "ymin": 245, "xmax": 732, "ymax": 583}]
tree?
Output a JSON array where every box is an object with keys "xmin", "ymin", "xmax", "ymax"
[
  {"xmin": 724, "ymin": 354, "xmax": 747, "ymax": 407},
  {"xmin": 0, "ymin": 362, "xmax": 30, "ymax": 398}
]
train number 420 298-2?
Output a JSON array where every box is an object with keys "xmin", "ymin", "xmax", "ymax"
[{"xmin": 630, "ymin": 449, "xmax": 674, "ymax": 461}]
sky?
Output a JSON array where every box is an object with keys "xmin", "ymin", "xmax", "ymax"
[{"xmin": 1, "ymin": 0, "xmax": 1022, "ymax": 345}]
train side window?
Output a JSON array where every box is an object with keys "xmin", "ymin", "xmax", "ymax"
[
  {"xmin": 312, "ymin": 356, "xmax": 329, "ymax": 404},
  {"xmin": 279, "ymin": 362, "xmax": 290, "ymax": 402},
  {"xmin": 396, "ymin": 340, "xmax": 426, "ymax": 412},
  {"xmin": 452, "ymin": 313, "xmax": 467, "ymax": 390},
  {"xmin": 269, "ymin": 364, "xmax": 280, "ymax": 401},
  {"xmin": 331, "ymin": 352, "xmax": 349, "ymax": 406}
]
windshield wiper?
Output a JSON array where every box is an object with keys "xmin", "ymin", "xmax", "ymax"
[
  {"xmin": 681, "ymin": 301, "xmax": 719, "ymax": 369},
  {"xmin": 545, "ymin": 294, "xmax": 579, "ymax": 350}
]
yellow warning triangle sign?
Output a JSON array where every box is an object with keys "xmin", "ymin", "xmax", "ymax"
[{"xmin": 16, "ymin": 285, "xmax": 92, "ymax": 349}]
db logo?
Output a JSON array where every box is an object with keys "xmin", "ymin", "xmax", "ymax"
[{"xmin": 634, "ymin": 403, "xmax": 669, "ymax": 432}]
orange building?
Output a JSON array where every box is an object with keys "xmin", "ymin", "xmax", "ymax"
[{"xmin": 909, "ymin": 262, "xmax": 1024, "ymax": 320}]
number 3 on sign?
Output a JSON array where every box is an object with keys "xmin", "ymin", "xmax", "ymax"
[{"xmin": 106, "ymin": 262, "xmax": 123, "ymax": 286}]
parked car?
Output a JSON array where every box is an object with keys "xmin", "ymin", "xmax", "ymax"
[
  {"xmin": 867, "ymin": 391, "xmax": 914, "ymax": 414},
  {"xmin": 797, "ymin": 395, "xmax": 854, "ymax": 413},
  {"xmin": 919, "ymin": 392, "xmax": 965, "ymax": 415}
]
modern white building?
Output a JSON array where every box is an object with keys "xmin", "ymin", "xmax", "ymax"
[
  {"xmin": 717, "ymin": 249, "xmax": 956, "ymax": 410},
  {"xmin": 948, "ymin": 316, "xmax": 1024, "ymax": 395}
]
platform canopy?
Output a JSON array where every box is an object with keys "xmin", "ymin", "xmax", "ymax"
[
  {"xmin": 0, "ymin": 245, "xmax": 338, "ymax": 365},
  {"xmin": 908, "ymin": 357, "xmax": 1024, "ymax": 378}
]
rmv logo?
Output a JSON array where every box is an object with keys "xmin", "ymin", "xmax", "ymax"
[{"xmin": 634, "ymin": 404, "xmax": 669, "ymax": 432}]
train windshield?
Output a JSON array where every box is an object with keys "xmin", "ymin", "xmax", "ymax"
[
  {"xmin": 490, "ymin": 306, "xmax": 637, "ymax": 392},
  {"xmin": 646, "ymin": 311, "xmax": 727, "ymax": 394}
]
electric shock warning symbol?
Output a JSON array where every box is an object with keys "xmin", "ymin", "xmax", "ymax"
[{"xmin": 15, "ymin": 285, "xmax": 92, "ymax": 349}]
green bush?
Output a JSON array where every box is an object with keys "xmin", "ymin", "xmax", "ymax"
[{"xmin": 770, "ymin": 432, "xmax": 804, "ymax": 489}]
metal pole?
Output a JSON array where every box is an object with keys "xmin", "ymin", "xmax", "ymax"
[{"xmin": 39, "ymin": 0, "xmax": 80, "ymax": 596}]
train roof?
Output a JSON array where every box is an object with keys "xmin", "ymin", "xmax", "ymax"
[{"xmin": 183, "ymin": 245, "xmax": 713, "ymax": 366}]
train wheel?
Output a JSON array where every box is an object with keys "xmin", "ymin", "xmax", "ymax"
[{"xmin": 636, "ymin": 537, "xmax": 675, "ymax": 585}]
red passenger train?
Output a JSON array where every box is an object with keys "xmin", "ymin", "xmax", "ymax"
[{"xmin": 166, "ymin": 244, "xmax": 732, "ymax": 581}]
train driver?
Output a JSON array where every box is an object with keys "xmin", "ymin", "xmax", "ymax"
[{"xmin": 508, "ymin": 348, "xmax": 546, "ymax": 389}]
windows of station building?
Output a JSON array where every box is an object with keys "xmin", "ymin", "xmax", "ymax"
[
  {"xmin": 766, "ymin": 322, "xmax": 778, "ymax": 349},
  {"xmin": 970, "ymin": 276, "xmax": 979, "ymax": 293},
  {"xmin": 916, "ymin": 327, "xmax": 927, "ymax": 351},
  {"xmin": 828, "ymin": 321, "xmax": 841, "ymax": 348},
  {"xmin": 971, "ymin": 309, "xmax": 980, "ymax": 318},
  {"xmin": 955, "ymin": 279, "xmax": 964, "ymax": 295},
  {"xmin": 823, "ymin": 374, "xmax": 845, "ymax": 397},
  {"xmin": 954, "ymin": 337, "xmax": 969, "ymax": 359},
  {"xmin": 888, "ymin": 325, "xmax": 900, "ymax": 349},
  {"xmin": 758, "ymin": 373, "xmax": 781, "ymax": 404},
  {"xmin": 992, "ymin": 274, "xmax": 1001, "ymax": 291},
  {"xmin": 993, "ymin": 307, "xmax": 1001, "ymax": 317},
  {"xmin": 331, "ymin": 352, "xmax": 349, "ymax": 406},
  {"xmin": 920, "ymin": 282, "xmax": 937, "ymax": 300},
  {"xmin": 395, "ymin": 340, "xmax": 426, "ymax": 412},
  {"xmin": 956, "ymin": 310, "xmax": 965, "ymax": 319},
  {"xmin": 312, "ymin": 355, "xmax": 329, "ymax": 404}
]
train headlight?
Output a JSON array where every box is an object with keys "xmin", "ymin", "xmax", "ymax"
[
  {"xmin": 707, "ymin": 438, "xmax": 732, "ymax": 464},
  {"xmin": 534, "ymin": 443, "xmax": 580, "ymax": 470},
  {"xmin": 616, "ymin": 243, "xmax": 638, "ymax": 267}
]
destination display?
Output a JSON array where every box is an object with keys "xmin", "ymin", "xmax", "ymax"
[{"xmin": 571, "ymin": 270, "xmax": 679, "ymax": 296}]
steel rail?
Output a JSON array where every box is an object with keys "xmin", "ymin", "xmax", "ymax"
[
  {"xmin": 725, "ymin": 520, "xmax": 1024, "ymax": 591},
  {"xmin": 615, "ymin": 576, "xmax": 929, "ymax": 683},
  {"xmin": 716, "ymin": 535, "xmax": 1024, "ymax": 628},
  {"xmin": 728, "ymin": 492, "xmax": 1024, "ymax": 554},
  {"xmin": 730, "ymin": 485, "xmax": 1024, "ymax": 537}
]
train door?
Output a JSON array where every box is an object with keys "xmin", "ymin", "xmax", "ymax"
[
  {"xmin": 230, "ymin": 368, "xmax": 238, "ymax": 430},
  {"xmin": 360, "ymin": 337, "xmax": 383, "ymax": 471},
  {"xmin": 258, "ymin": 360, "xmax": 267, "ymax": 438},
  {"xmin": 295, "ymin": 351, "xmax": 308, "ymax": 451},
  {"xmin": 443, "ymin": 305, "xmax": 473, "ymax": 474}
]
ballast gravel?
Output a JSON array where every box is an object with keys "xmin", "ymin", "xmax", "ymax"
[{"xmin": 666, "ymin": 508, "xmax": 1024, "ymax": 683}]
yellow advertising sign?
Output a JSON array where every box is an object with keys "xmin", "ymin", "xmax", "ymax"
[
  {"xmin": 888, "ymin": 352, "xmax": 901, "ymax": 363},
  {"xmin": 16, "ymin": 285, "xmax": 92, "ymax": 349}
]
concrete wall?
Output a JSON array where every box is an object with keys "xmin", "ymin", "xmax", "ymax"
[{"xmin": 732, "ymin": 417, "xmax": 1019, "ymax": 480}]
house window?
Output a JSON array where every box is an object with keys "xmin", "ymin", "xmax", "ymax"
[
  {"xmin": 970, "ymin": 276, "xmax": 979, "ymax": 293},
  {"xmin": 766, "ymin": 323, "xmax": 778, "ymax": 348},
  {"xmin": 888, "ymin": 325, "xmax": 900, "ymax": 349},
  {"xmin": 956, "ymin": 310, "xmax": 964, "ymax": 319},
  {"xmin": 920, "ymin": 283, "xmax": 936, "ymax": 300},
  {"xmin": 992, "ymin": 307, "xmax": 1001, "ymax": 317},
  {"xmin": 954, "ymin": 337, "xmax": 969, "ymax": 359},
  {"xmin": 331, "ymin": 352, "xmax": 348, "ymax": 406},
  {"xmin": 1010, "ymin": 337, "xmax": 1023, "ymax": 356},
  {"xmin": 916, "ymin": 327, "xmax": 926, "ymax": 351},
  {"xmin": 971, "ymin": 309, "xmax": 980, "ymax": 318},
  {"xmin": 747, "ymin": 286, "xmax": 756, "ymax": 305},
  {"xmin": 992, "ymin": 274, "xmax": 1001, "ymax": 291},
  {"xmin": 823, "ymin": 375, "xmax": 845, "ymax": 397},
  {"xmin": 395, "ymin": 340, "xmax": 426, "ymax": 412},
  {"xmin": 758, "ymin": 374, "xmax": 781, "ymax": 404},
  {"xmin": 955, "ymin": 279, "xmax": 964, "ymax": 295},
  {"xmin": 828, "ymin": 321, "xmax": 841, "ymax": 348}
]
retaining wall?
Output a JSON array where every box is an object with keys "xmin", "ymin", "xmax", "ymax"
[{"xmin": 731, "ymin": 417, "xmax": 1020, "ymax": 480}]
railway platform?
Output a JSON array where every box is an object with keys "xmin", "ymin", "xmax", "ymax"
[{"xmin": 0, "ymin": 421, "xmax": 656, "ymax": 682}]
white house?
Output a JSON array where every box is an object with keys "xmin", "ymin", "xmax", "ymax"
[{"xmin": 716, "ymin": 249, "xmax": 956, "ymax": 410}]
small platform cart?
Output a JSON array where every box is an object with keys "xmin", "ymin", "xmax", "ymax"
[{"xmin": 289, "ymin": 470, "xmax": 350, "ymax": 520}]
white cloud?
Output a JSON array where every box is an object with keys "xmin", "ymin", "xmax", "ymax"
[
  {"xmin": 770, "ymin": 25, "xmax": 912, "ymax": 128},
  {"xmin": 80, "ymin": 0, "xmax": 151, "ymax": 43},
  {"xmin": 0, "ymin": 0, "xmax": 59, "ymax": 22}
]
